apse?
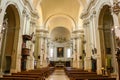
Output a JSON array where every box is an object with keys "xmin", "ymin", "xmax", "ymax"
[{"xmin": 50, "ymin": 27, "xmax": 70, "ymax": 43}]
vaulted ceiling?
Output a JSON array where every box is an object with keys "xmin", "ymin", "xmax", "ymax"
[
  {"xmin": 32, "ymin": 0, "xmax": 89, "ymax": 42},
  {"xmin": 41, "ymin": 0, "xmax": 80, "ymax": 23}
]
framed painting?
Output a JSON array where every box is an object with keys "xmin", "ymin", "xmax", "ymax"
[{"xmin": 57, "ymin": 47, "xmax": 64, "ymax": 57}]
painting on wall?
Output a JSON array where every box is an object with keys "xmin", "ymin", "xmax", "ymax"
[{"xmin": 57, "ymin": 47, "xmax": 64, "ymax": 57}]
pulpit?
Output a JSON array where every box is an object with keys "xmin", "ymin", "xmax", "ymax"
[{"xmin": 21, "ymin": 35, "xmax": 32, "ymax": 71}]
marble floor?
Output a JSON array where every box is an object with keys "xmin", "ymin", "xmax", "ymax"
[{"xmin": 46, "ymin": 69, "xmax": 70, "ymax": 80}]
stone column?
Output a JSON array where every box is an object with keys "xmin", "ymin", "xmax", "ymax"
[
  {"xmin": 36, "ymin": 31, "xmax": 43, "ymax": 68},
  {"xmin": 111, "ymin": 12, "xmax": 119, "ymax": 78},
  {"xmin": 84, "ymin": 21, "xmax": 92, "ymax": 72},
  {"xmin": 40, "ymin": 36, "xmax": 44, "ymax": 68},
  {"xmin": 78, "ymin": 34, "xmax": 84, "ymax": 69},
  {"xmin": 75, "ymin": 31, "xmax": 84, "ymax": 69},
  {"xmin": 36, "ymin": 29, "xmax": 48, "ymax": 68},
  {"xmin": 92, "ymin": 12, "xmax": 102, "ymax": 74},
  {"xmin": 42, "ymin": 37, "xmax": 47, "ymax": 67},
  {"xmin": 44, "ymin": 35, "xmax": 49, "ymax": 67},
  {"xmin": 76, "ymin": 37, "xmax": 80, "ymax": 68},
  {"xmin": 72, "ymin": 37, "xmax": 77, "ymax": 68}
]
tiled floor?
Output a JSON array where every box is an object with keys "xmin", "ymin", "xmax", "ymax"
[{"xmin": 46, "ymin": 69, "xmax": 70, "ymax": 80}]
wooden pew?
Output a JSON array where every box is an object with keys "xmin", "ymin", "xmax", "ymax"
[
  {"xmin": 0, "ymin": 77, "xmax": 36, "ymax": 80},
  {"xmin": 1, "ymin": 67, "xmax": 55, "ymax": 80},
  {"xmin": 64, "ymin": 67, "xmax": 116, "ymax": 80}
]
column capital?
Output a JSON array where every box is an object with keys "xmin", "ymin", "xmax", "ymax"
[
  {"xmin": 30, "ymin": 18, "xmax": 37, "ymax": 25},
  {"xmin": 72, "ymin": 29, "xmax": 84, "ymax": 34},
  {"xmin": 83, "ymin": 20, "xmax": 90, "ymax": 27},
  {"xmin": 36, "ymin": 29, "xmax": 48, "ymax": 33}
]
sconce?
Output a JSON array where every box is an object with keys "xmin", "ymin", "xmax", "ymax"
[{"xmin": 38, "ymin": 56, "xmax": 40, "ymax": 59}]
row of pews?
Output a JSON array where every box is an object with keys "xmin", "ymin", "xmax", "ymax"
[
  {"xmin": 0, "ymin": 67, "xmax": 55, "ymax": 80},
  {"xmin": 64, "ymin": 67, "xmax": 116, "ymax": 80}
]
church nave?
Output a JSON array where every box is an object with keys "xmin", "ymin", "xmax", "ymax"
[{"xmin": 46, "ymin": 69, "xmax": 69, "ymax": 80}]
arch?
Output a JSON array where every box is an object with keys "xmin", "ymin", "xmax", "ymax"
[
  {"xmin": 0, "ymin": 1, "xmax": 22, "ymax": 30},
  {"xmin": 44, "ymin": 13, "xmax": 76, "ymax": 32},
  {"xmin": 97, "ymin": 2, "xmax": 111, "ymax": 26},
  {"xmin": 0, "ymin": 4, "xmax": 20, "ymax": 73},
  {"xmin": 2, "ymin": 1, "xmax": 21, "ymax": 18},
  {"xmin": 98, "ymin": 5, "xmax": 113, "ymax": 26},
  {"xmin": 98, "ymin": 4, "xmax": 114, "ymax": 73},
  {"xmin": 50, "ymin": 27, "xmax": 71, "ymax": 43}
]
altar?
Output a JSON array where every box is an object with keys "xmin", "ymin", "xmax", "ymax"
[{"xmin": 55, "ymin": 62, "xmax": 64, "ymax": 68}]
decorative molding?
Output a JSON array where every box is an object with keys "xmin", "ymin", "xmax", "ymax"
[
  {"xmin": 22, "ymin": 0, "xmax": 33, "ymax": 11},
  {"xmin": 30, "ymin": 10, "xmax": 39, "ymax": 20},
  {"xmin": 30, "ymin": 20, "xmax": 36, "ymax": 25},
  {"xmin": 36, "ymin": 29, "xmax": 48, "ymax": 33},
  {"xmin": 22, "ymin": 8, "xmax": 27, "ymax": 15},
  {"xmin": 72, "ymin": 29, "xmax": 84, "ymax": 34},
  {"xmin": 81, "ymin": 0, "xmax": 97, "ymax": 19},
  {"xmin": 22, "ymin": 0, "xmax": 39, "ymax": 20},
  {"xmin": 83, "ymin": 19, "xmax": 90, "ymax": 26}
]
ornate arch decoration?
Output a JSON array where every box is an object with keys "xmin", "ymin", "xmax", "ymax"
[{"xmin": 44, "ymin": 13, "xmax": 76, "ymax": 32}]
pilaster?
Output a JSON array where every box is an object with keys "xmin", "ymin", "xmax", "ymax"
[
  {"xmin": 22, "ymin": 8, "xmax": 27, "ymax": 34},
  {"xmin": 111, "ymin": 9, "xmax": 120, "ymax": 77},
  {"xmin": 72, "ymin": 29, "xmax": 84, "ymax": 69},
  {"xmin": 84, "ymin": 20, "xmax": 92, "ymax": 72},
  {"xmin": 36, "ymin": 29, "xmax": 48, "ymax": 68}
]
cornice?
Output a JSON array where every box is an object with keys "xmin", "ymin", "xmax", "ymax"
[
  {"xmin": 36, "ymin": 29, "xmax": 48, "ymax": 33},
  {"xmin": 72, "ymin": 29, "xmax": 84, "ymax": 34},
  {"xmin": 22, "ymin": 0, "xmax": 39, "ymax": 19}
]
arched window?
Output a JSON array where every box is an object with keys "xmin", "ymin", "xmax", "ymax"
[
  {"xmin": 67, "ymin": 48, "xmax": 71, "ymax": 58},
  {"xmin": 50, "ymin": 48, "xmax": 53, "ymax": 57}
]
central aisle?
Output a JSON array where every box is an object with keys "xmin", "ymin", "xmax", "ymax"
[{"xmin": 46, "ymin": 69, "xmax": 70, "ymax": 80}]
